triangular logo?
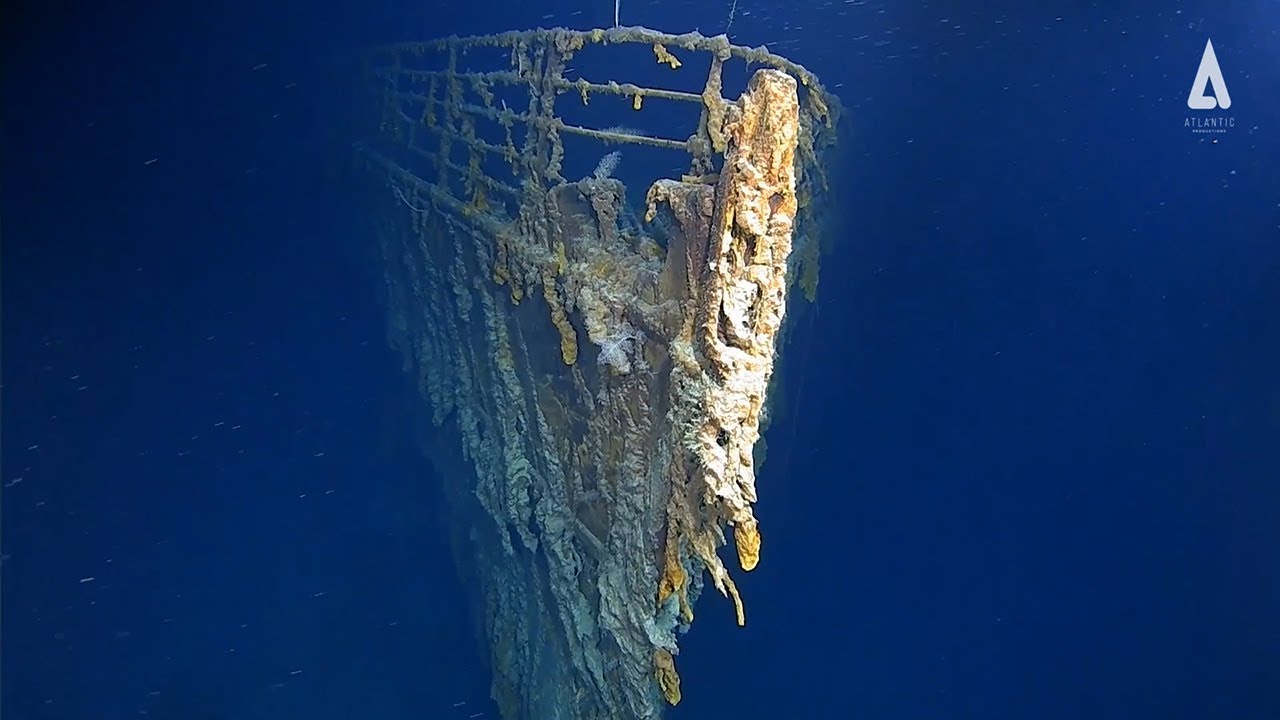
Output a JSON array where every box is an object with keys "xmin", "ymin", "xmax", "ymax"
[{"xmin": 1187, "ymin": 39, "xmax": 1231, "ymax": 110}]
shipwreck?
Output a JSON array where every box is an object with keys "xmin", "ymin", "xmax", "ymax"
[{"xmin": 360, "ymin": 25, "xmax": 841, "ymax": 719}]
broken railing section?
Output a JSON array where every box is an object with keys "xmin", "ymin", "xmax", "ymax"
[{"xmin": 365, "ymin": 25, "xmax": 839, "ymax": 716}]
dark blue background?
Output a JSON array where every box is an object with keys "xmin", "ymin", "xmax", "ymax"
[{"xmin": 3, "ymin": 0, "xmax": 1278, "ymax": 718}]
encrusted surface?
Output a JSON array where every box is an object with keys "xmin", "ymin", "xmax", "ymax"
[{"xmin": 364, "ymin": 26, "xmax": 838, "ymax": 720}]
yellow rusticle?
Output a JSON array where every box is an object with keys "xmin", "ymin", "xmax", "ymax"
[
  {"xmin": 653, "ymin": 43, "xmax": 682, "ymax": 69},
  {"xmin": 657, "ymin": 537, "xmax": 693, "ymax": 622},
  {"xmin": 543, "ymin": 272, "xmax": 578, "ymax": 365},
  {"xmin": 734, "ymin": 519, "xmax": 761, "ymax": 572},
  {"xmin": 654, "ymin": 649, "xmax": 681, "ymax": 706}
]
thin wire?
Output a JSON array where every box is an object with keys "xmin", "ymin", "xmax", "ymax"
[{"xmin": 392, "ymin": 184, "xmax": 428, "ymax": 213}]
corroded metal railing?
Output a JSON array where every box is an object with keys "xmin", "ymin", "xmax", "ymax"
[{"xmin": 367, "ymin": 26, "xmax": 837, "ymax": 223}]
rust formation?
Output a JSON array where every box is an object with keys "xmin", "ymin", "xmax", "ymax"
[{"xmin": 362, "ymin": 25, "xmax": 840, "ymax": 719}]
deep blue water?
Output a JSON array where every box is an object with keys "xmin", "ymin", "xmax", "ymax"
[{"xmin": 3, "ymin": 0, "xmax": 1278, "ymax": 718}]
